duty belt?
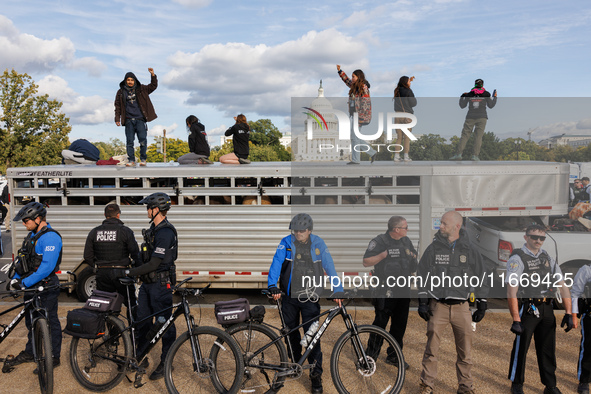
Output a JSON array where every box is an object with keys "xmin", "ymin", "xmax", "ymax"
[
  {"xmin": 522, "ymin": 297, "xmax": 552, "ymax": 306},
  {"xmin": 97, "ymin": 265, "xmax": 129, "ymax": 269},
  {"xmin": 438, "ymin": 299, "xmax": 466, "ymax": 305}
]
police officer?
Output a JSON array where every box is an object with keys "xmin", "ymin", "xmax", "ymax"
[
  {"xmin": 7, "ymin": 202, "xmax": 63, "ymax": 371},
  {"xmin": 267, "ymin": 213, "xmax": 343, "ymax": 394},
  {"xmin": 83, "ymin": 203, "xmax": 140, "ymax": 316},
  {"xmin": 363, "ymin": 215, "xmax": 417, "ymax": 369},
  {"xmin": 571, "ymin": 264, "xmax": 591, "ymax": 394},
  {"xmin": 417, "ymin": 211, "xmax": 488, "ymax": 394},
  {"xmin": 125, "ymin": 192, "xmax": 177, "ymax": 380},
  {"xmin": 506, "ymin": 224, "xmax": 573, "ymax": 394}
]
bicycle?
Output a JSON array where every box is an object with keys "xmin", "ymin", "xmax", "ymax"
[
  {"xmin": 0, "ymin": 279, "xmax": 70, "ymax": 394},
  {"xmin": 68, "ymin": 277, "xmax": 245, "ymax": 393},
  {"xmin": 212, "ymin": 290, "xmax": 405, "ymax": 394}
]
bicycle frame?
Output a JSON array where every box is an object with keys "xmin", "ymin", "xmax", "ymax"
[
  {"xmin": 245, "ymin": 299, "xmax": 371, "ymax": 375},
  {"xmin": 93, "ymin": 279, "xmax": 205, "ymax": 370},
  {"xmin": 0, "ymin": 290, "xmax": 50, "ymax": 362}
]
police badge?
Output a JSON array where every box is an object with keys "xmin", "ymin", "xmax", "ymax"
[{"xmin": 459, "ymin": 255, "xmax": 467, "ymax": 263}]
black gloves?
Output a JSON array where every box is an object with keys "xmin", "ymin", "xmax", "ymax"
[
  {"xmin": 472, "ymin": 299, "xmax": 487, "ymax": 323},
  {"xmin": 268, "ymin": 286, "xmax": 281, "ymax": 296},
  {"xmin": 418, "ymin": 299, "xmax": 432, "ymax": 322},
  {"xmin": 561, "ymin": 314, "xmax": 574, "ymax": 332},
  {"xmin": 10, "ymin": 278, "xmax": 23, "ymax": 291},
  {"xmin": 510, "ymin": 321, "xmax": 524, "ymax": 335}
]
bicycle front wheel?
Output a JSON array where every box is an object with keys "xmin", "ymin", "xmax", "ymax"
[
  {"xmin": 331, "ymin": 325, "xmax": 405, "ymax": 394},
  {"xmin": 165, "ymin": 326, "xmax": 244, "ymax": 394},
  {"xmin": 34, "ymin": 318, "xmax": 53, "ymax": 394},
  {"xmin": 225, "ymin": 322, "xmax": 288, "ymax": 393},
  {"xmin": 69, "ymin": 315, "xmax": 132, "ymax": 392}
]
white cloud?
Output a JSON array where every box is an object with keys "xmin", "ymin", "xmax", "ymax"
[
  {"xmin": 67, "ymin": 57, "xmax": 107, "ymax": 77},
  {"xmin": 0, "ymin": 15, "xmax": 106, "ymax": 75},
  {"xmin": 0, "ymin": 15, "xmax": 75, "ymax": 72},
  {"xmin": 163, "ymin": 28, "xmax": 368, "ymax": 117},
  {"xmin": 149, "ymin": 123, "xmax": 178, "ymax": 138},
  {"xmin": 37, "ymin": 75, "xmax": 112, "ymax": 125},
  {"xmin": 578, "ymin": 118, "xmax": 591, "ymax": 130},
  {"xmin": 171, "ymin": 0, "xmax": 212, "ymax": 8}
]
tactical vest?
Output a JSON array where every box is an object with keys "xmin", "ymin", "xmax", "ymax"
[
  {"xmin": 141, "ymin": 220, "xmax": 178, "ymax": 273},
  {"xmin": 373, "ymin": 234, "xmax": 413, "ymax": 279},
  {"xmin": 15, "ymin": 227, "xmax": 62, "ymax": 279},
  {"xmin": 429, "ymin": 239, "xmax": 472, "ymax": 298},
  {"xmin": 93, "ymin": 221, "xmax": 131, "ymax": 267},
  {"xmin": 510, "ymin": 249, "xmax": 552, "ymax": 298},
  {"xmin": 290, "ymin": 240, "xmax": 323, "ymax": 297}
]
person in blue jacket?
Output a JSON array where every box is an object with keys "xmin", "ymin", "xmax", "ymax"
[
  {"xmin": 7, "ymin": 201, "xmax": 63, "ymax": 371},
  {"xmin": 268, "ymin": 213, "xmax": 343, "ymax": 394}
]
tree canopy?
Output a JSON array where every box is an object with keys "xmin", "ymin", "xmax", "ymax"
[{"xmin": 0, "ymin": 69, "xmax": 71, "ymax": 171}]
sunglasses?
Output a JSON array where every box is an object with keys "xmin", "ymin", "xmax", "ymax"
[
  {"xmin": 526, "ymin": 234, "xmax": 546, "ymax": 241},
  {"xmin": 293, "ymin": 229, "xmax": 308, "ymax": 233}
]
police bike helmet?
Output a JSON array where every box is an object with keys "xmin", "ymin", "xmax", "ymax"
[
  {"xmin": 13, "ymin": 201, "xmax": 47, "ymax": 222},
  {"xmin": 289, "ymin": 213, "xmax": 313, "ymax": 231},
  {"xmin": 139, "ymin": 192, "xmax": 172, "ymax": 211}
]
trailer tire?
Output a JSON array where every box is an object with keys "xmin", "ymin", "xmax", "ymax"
[{"xmin": 76, "ymin": 266, "xmax": 96, "ymax": 302}]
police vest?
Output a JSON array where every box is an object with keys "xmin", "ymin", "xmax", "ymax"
[
  {"xmin": 141, "ymin": 220, "xmax": 178, "ymax": 273},
  {"xmin": 429, "ymin": 238, "xmax": 472, "ymax": 298},
  {"xmin": 290, "ymin": 240, "xmax": 324, "ymax": 296},
  {"xmin": 16, "ymin": 227, "xmax": 62, "ymax": 279},
  {"xmin": 510, "ymin": 249, "xmax": 552, "ymax": 298},
  {"xmin": 373, "ymin": 234, "xmax": 413, "ymax": 279},
  {"xmin": 92, "ymin": 221, "xmax": 131, "ymax": 267}
]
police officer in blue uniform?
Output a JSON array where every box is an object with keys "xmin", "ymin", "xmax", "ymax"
[
  {"xmin": 84, "ymin": 203, "xmax": 140, "ymax": 316},
  {"xmin": 126, "ymin": 192, "xmax": 177, "ymax": 380},
  {"xmin": 7, "ymin": 202, "xmax": 63, "ymax": 370},
  {"xmin": 268, "ymin": 213, "xmax": 343, "ymax": 394},
  {"xmin": 506, "ymin": 224, "xmax": 573, "ymax": 394},
  {"xmin": 569, "ymin": 265, "xmax": 591, "ymax": 394},
  {"xmin": 363, "ymin": 215, "xmax": 417, "ymax": 369}
]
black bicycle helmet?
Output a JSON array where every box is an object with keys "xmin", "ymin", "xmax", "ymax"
[
  {"xmin": 14, "ymin": 201, "xmax": 47, "ymax": 222},
  {"xmin": 139, "ymin": 192, "xmax": 172, "ymax": 211},
  {"xmin": 289, "ymin": 213, "xmax": 313, "ymax": 231}
]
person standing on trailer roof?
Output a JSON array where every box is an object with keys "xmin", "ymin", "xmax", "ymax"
[
  {"xmin": 114, "ymin": 68, "xmax": 158, "ymax": 167},
  {"xmin": 450, "ymin": 79, "xmax": 497, "ymax": 161}
]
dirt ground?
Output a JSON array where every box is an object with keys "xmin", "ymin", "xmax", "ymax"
[{"xmin": 0, "ymin": 301, "xmax": 583, "ymax": 393}]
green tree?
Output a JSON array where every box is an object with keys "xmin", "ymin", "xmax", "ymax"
[
  {"xmin": 248, "ymin": 119, "xmax": 291, "ymax": 161},
  {"xmin": 147, "ymin": 137, "xmax": 189, "ymax": 162},
  {"xmin": 94, "ymin": 138, "xmax": 126, "ymax": 160},
  {"xmin": 409, "ymin": 134, "xmax": 453, "ymax": 160},
  {"xmin": 0, "ymin": 69, "xmax": 70, "ymax": 170}
]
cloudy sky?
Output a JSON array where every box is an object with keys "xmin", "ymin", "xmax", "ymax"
[{"xmin": 2, "ymin": 0, "xmax": 591, "ymax": 146}]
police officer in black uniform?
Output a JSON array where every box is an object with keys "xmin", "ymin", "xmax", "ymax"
[
  {"xmin": 506, "ymin": 224, "xmax": 573, "ymax": 394},
  {"xmin": 267, "ymin": 213, "xmax": 343, "ymax": 394},
  {"xmin": 363, "ymin": 215, "xmax": 417, "ymax": 369},
  {"xmin": 83, "ymin": 203, "xmax": 140, "ymax": 315},
  {"xmin": 126, "ymin": 192, "xmax": 177, "ymax": 380},
  {"xmin": 571, "ymin": 264, "xmax": 591, "ymax": 394},
  {"xmin": 7, "ymin": 202, "xmax": 63, "ymax": 370}
]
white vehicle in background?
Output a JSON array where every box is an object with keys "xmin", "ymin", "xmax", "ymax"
[
  {"xmin": 466, "ymin": 215, "xmax": 590, "ymax": 293},
  {"xmin": 4, "ymin": 160, "xmax": 569, "ymax": 300}
]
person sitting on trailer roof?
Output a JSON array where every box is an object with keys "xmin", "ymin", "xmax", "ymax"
[
  {"xmin": 178, "ymin": 115, "xmax": 212, "ymax": 165},
  {"xmin": 220, "ymin": 114, "xmax": 251, "ymax": 164}
]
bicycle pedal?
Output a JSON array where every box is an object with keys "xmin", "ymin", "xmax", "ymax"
[
  {"xmin": 134, "ymin": 372, "xmax": 145, "ymax": 388},
  {"xmin": 2, "ymin": 355, "xmax": 15, "ymax": 373}
]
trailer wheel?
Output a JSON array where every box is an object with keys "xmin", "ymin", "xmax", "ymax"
[{"xmin": 76, "ymin": 267, "xmax": 96, "ymax": 302}]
